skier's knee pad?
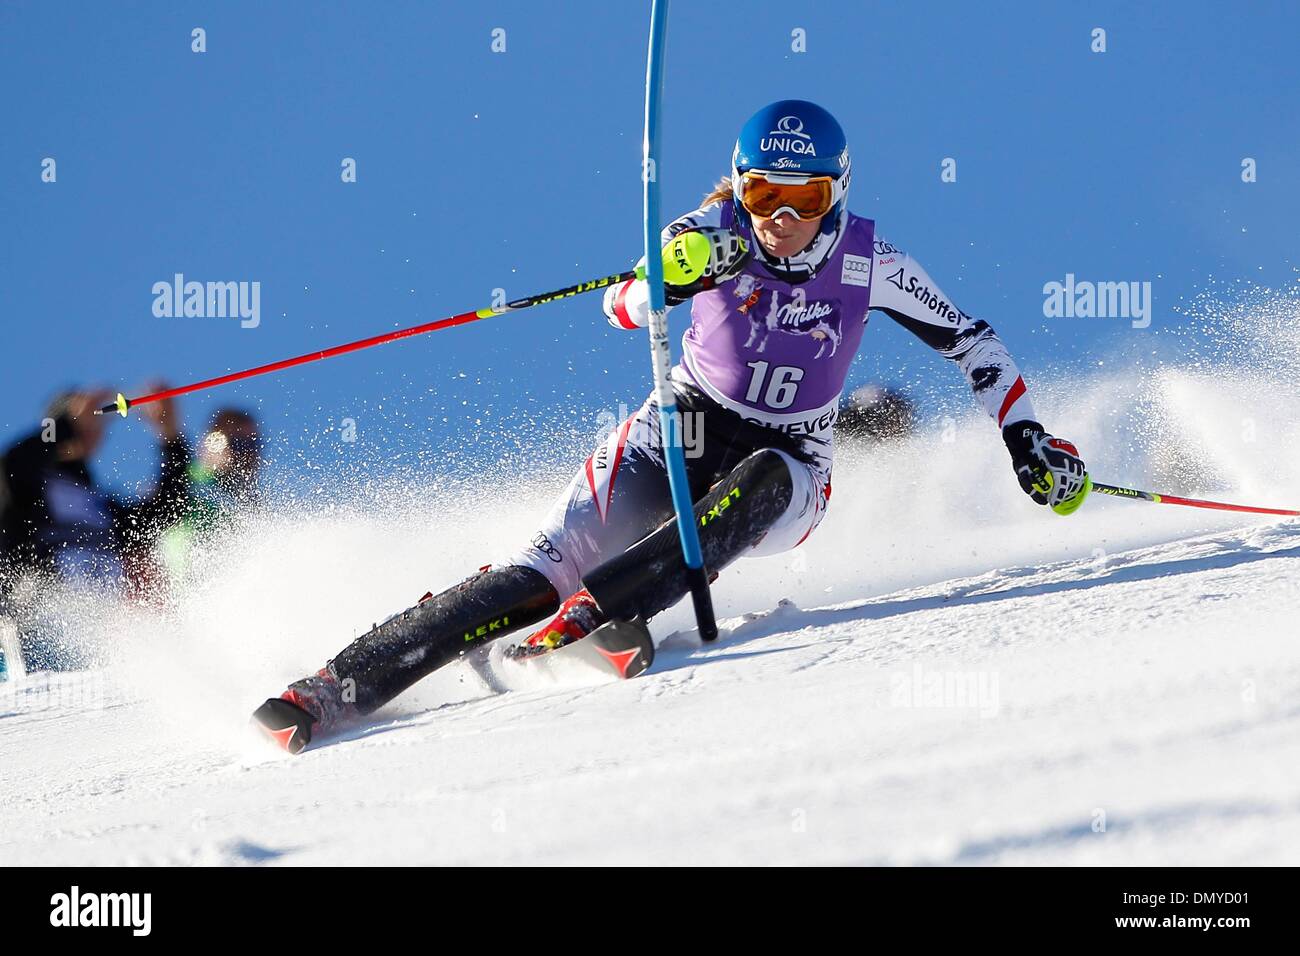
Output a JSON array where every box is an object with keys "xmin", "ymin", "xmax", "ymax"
[
  {"xmin": 583, "ymin": 448, "xmax": 795, "ymax": 622},
  {"xmin": 746, "ymin": 448, "xmax": 828, "ymax": 557},
  {"xmin": 709, "ymin": 447, "xmax": 798, "ymax": 535}
]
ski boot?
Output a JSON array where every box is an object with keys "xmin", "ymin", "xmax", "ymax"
[
  {"xmin": 252, "ymin": 666, "xmax": 357, "ymax": 755},
  {"xmin": 506, "ymin": 588, "xmax": 606, "ymax": 660}
]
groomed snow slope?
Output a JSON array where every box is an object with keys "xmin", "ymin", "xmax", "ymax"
[{"xmin": 2, "ymin": 297, "xmax": 1298, "ymax": 866}]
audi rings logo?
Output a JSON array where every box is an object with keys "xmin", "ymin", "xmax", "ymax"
[
  {"xmin": 771, "ymin": 115, "xmax": 810, "ymax": 139},
  {"xmin": 531, "ymin": 532, "xmax": 563, "ymax": 563}
]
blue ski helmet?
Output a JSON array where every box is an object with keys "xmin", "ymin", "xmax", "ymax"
[{"xmin": 731, "ymin": 100, "xmax": 851, "ymax": 236}]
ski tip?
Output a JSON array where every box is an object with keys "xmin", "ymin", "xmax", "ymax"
[
  {"xmin": 251, "ymin": 697, "xmax": 315, "ymax": 755},
  {"xmin": 587, "ymin": 617, "xmax": 655, "ymax": 679},
  {"xmin": 504, "ymin": 616, "xmax": 655, "ymax": 680}
]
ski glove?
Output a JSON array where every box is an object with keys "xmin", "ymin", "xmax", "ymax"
[
  {"xmin": 660, "ymin": 227, "xmax": 752, "ymax": 306},
  {"xmin": 604, "ymin": 227, "xmax": 751, "ymax": 329},
  {"xmin": 1002, "ymin": 420, "xmax": 1092, "ymax": 516}
]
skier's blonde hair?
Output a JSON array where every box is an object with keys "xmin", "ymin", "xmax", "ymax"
[{"xmin": 702, "ymin": 175, "xmax": 732, "ymax": 208}]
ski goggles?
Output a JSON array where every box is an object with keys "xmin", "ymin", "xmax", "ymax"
[{"xmin": 735, "ymin": 170, "xmax": 840, "ymax": 221}]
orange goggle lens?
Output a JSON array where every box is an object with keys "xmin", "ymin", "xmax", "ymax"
[{"xmin": 738, "ymin": 172, "xmax": 835, "ymax": 220}]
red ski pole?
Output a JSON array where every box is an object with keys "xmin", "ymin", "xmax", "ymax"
[
  {"xmin": 94, "ymin": 268, "xmax": 640, "ymax": 417},
  {"xmin": 1091, "ymin": 481, "xmax": 1300, "ymax": 517}
]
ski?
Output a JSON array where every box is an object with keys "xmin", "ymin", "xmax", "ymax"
[
  {"xmin": 505, "ymin": 617, "xmax": 655, "ymax": 680},
  {"xmin": 251, "ymin": 697, "xmax": 316, "ymax": 755},
  {"xmin": 254, "ymin": 619, "xmax": 656, "ymax": 755}
]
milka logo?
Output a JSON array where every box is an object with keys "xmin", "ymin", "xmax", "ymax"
[
  {"xmin": 152, "ymin": 273, "xmax": 261, "ymax": 328},
  {"xmin": 760, "ymin": 115, "xmax": 817, "ymax": 156},
  {"xmin": 50, "ymin": 886, "xmax": 151, "ymax": 936},
  {"xmin": 776, "ymin": 298, "xmax": 833, "ymax": 327},
  {"xmin": 1042, "ymin": 273, "xmax": 1151, "ymax": 329}
]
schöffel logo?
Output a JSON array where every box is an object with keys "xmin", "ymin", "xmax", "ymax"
[
  {"xmin": 885, "ymin": 268, "xmax": 965, "ymax": 324},
  {"xmin": 50, "ymin": 886, "xmax": 151, "ymax": 936},
  {"xmin": 761, "ymin": 115, "xmax": 817, "ymax": 156}
]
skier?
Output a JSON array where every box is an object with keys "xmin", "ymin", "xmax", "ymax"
[{"xmin": 254, "ymin": 100, "xmax": 1091, "ymax": 753}]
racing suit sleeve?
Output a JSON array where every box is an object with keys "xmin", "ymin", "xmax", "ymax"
[{"xmin": 869, "ymin": 238, "xmax": 1037, "ymax": 428}]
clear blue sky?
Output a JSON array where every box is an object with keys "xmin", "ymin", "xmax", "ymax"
[{"xmin": 2, "ymin": 1, "xmax": 1297, "ymax": 495}]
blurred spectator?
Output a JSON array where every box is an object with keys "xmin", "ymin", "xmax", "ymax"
[
  {"xmin": 156, "ymin": 408, "xmax": 263, "ymax": 587},
  {"xmin": 194, "ymin": 408, "xmax": 262, "ymax": 506},
  {"xmin": 0, "ymin": 386, "xmax": 189, "ymax": 667},
  {"xmin": 835, "ymin": 384, "xmax": 917, "ymax": 445}
]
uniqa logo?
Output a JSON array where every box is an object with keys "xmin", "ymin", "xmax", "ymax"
[
  {"xmin": 761, "ymin": 115, "xmax": 817, "ymax": 155},
  {"xmin": 760, "ymin": 136, "xmax": 817, "ymax": 156},
  {"xmin": 772, "ymin": 115, "xmax": 810, "ymax": 139}
]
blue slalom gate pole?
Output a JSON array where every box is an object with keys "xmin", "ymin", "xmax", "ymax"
[{"xmin": 641, "ymin": 0, "xmax": 718, "ymax": 642}]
